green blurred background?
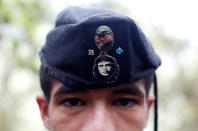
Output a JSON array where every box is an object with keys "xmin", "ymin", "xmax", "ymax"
[{"xmin": 0, "ymin": 0, "xmax": 197, "ymax": 131}]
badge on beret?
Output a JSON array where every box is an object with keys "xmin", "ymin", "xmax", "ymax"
[
  {"xmin": 95, "ymin": 26, "xmax": 114, "ymax": 52},
  {"xmin": 93, "ymin": 26, "xmax": 120, "ymax": 83}
]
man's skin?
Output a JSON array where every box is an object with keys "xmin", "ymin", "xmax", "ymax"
[{"xmin": 37, "ymin": 78, "xmax": 154, "ymax": 131}]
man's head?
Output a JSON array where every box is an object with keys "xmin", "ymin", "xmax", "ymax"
[
  {"xmin": 37, "ymin": 6, "xmax": 161, "ymax": 131},
  {"xmin": 37, "ymin": 66, "xmax": 154, "ymax": 131}
]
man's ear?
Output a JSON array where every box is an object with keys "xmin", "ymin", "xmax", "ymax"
[
  {"xmin": 144, "ymin": 96, "xmax": 155, "ymax": 128},
  {"xmin": 36, "ymin": 94, "xmax": 50, "ymax": 129},
  {"xmin": 148, "ymin": 96, "xmax": 155, "ymax": 109}
]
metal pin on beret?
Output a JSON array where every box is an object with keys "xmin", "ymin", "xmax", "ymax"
[{"xmin": 40, "ymin": 6, "xmax": 161, "ymax": 131}]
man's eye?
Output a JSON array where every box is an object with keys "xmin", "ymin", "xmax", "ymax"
[
  {"xmin": 60, "ymin": 98, "xmax": 85, "ymax": 107},
  {"xmin": 112, "ymin": 98, "xmax": 137, "ymax": 107}
]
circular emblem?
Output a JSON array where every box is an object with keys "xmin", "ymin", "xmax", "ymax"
[
  {"xmin": 93, "ymin": 55, "xmax": 119, "ymax": 83},
  {"xmin": 116, "ymin": 47, "xmax": 123, "ymax": 54}
]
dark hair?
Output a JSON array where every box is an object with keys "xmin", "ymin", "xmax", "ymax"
[
  {"xmin": 144, "ymin": 73, "xmax": 154, "ymax": 98},
  {"xmin": 39, "ymin": 65, "xmax": 52, "ymax": 102},
  {"xmin": 39, "ymin": 65, "xmax": 154, "ymax": 101}
]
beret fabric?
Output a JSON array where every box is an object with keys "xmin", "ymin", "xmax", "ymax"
[{"xmin": 40, "ymin": 6, "xmax": 161, "ymax": 89}]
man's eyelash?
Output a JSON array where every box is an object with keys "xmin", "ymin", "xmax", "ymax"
[
  {"xmin": 112, "ymin": 98, "xmax": 138, "ymax": 106},
  {"xmin": 60, "ymin": 98, "xmax": 85, "ymax": 106}
]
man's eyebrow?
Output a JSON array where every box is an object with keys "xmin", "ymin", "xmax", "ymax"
[
  {"xmin": 54, "ymin": 85, "xmax": 87, "ymax": 97},
  {"xmin": 112, "ymin": 86, "xmax": 144, "ymax": 97}
]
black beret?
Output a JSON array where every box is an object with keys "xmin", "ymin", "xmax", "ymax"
[{"xmin": 40, "ymin": 6, "xmax": 161, "ymax": 89}]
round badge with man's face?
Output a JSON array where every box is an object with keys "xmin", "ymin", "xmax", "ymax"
[
  {"xmin": 95, "ymin": 26, "xmax": 114, "ymax": 52},
  {"xmin": 93, "ymin": 55, "xmax": 119, "ymax": 83}
]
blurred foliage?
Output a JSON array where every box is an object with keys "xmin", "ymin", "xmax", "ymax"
[
  {"xmin": 151, "ymin": 27, "xmax": 198, "ymax": 131},
  {"xmin": 0, "ymin": 0, "xmax": 50, "ymax": 72},
  {"xmin": 0, "ymin": 0, "xmax": 51, "ymax": 131},
  {"xmin": 0, "ymin": 0, "xmax": 198, "ymax": 131},
  {"xmin": 92, "ymin": 0, "xmax": 132, "ymax": 17}
]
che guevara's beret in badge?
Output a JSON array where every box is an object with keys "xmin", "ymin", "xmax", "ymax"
[{"xmin": 39, "ymin": 6, "xmax": 161, "ymax": 89}]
